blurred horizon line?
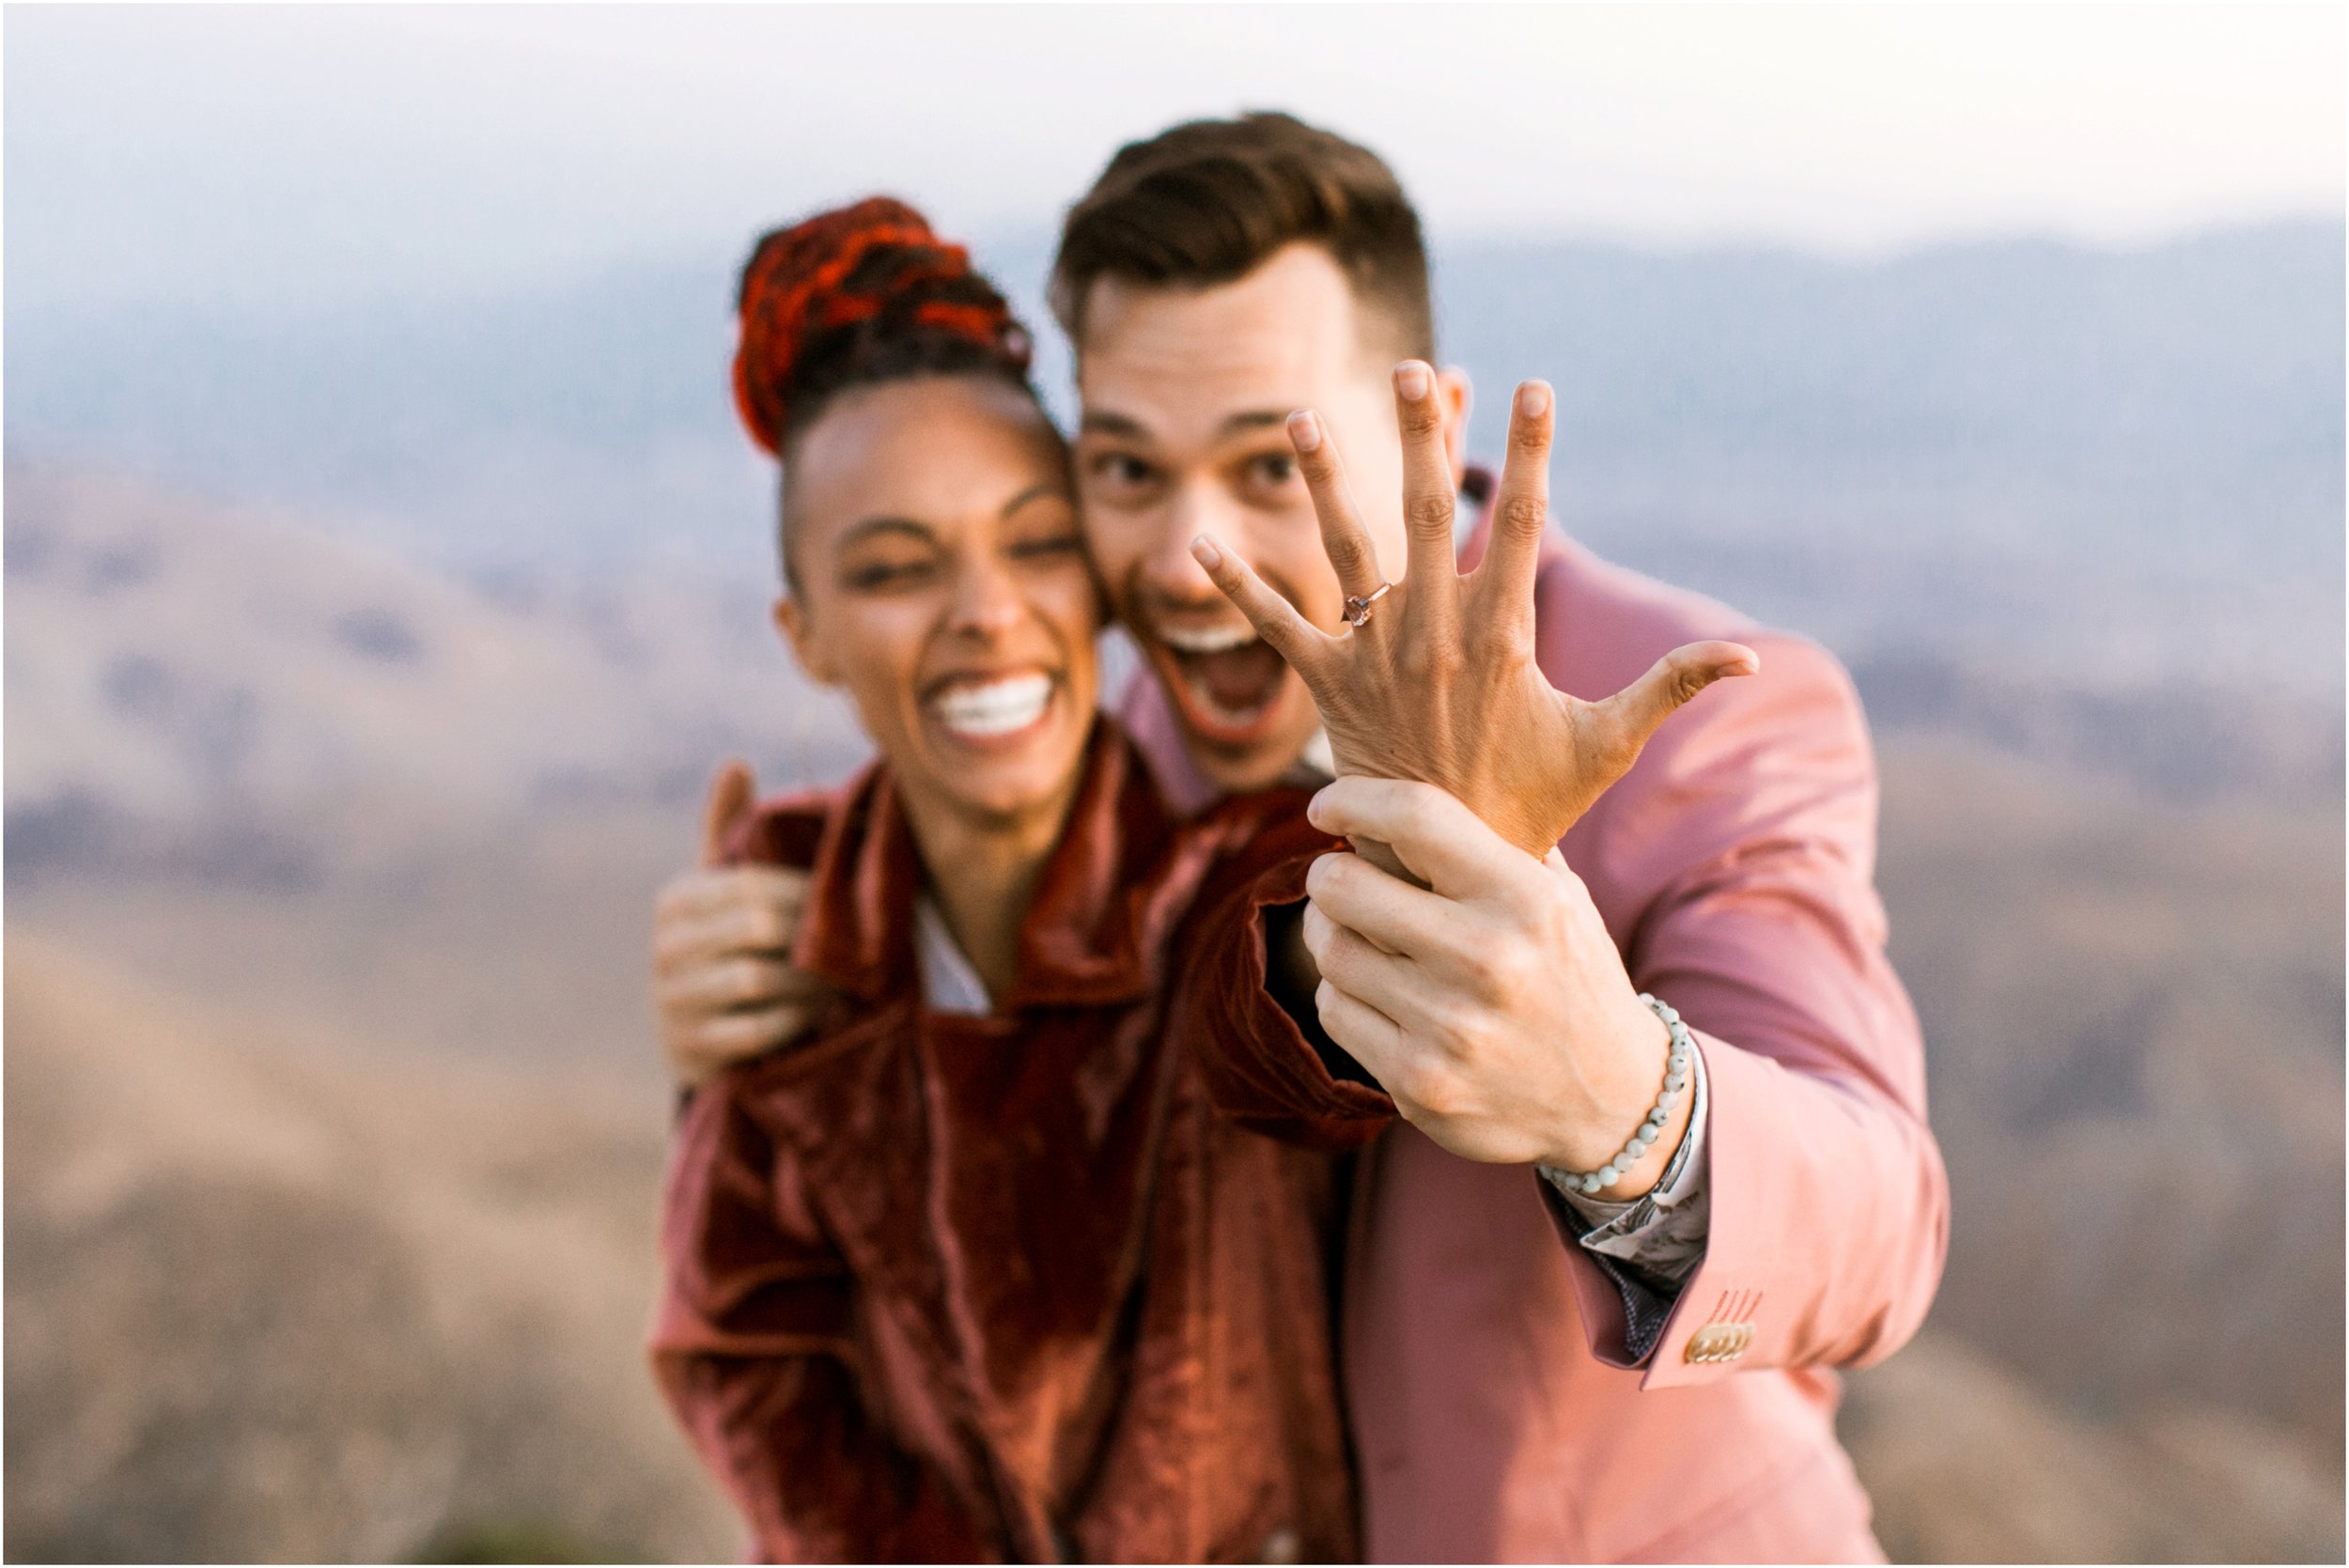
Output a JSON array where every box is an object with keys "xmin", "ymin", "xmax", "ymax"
[{"xmin": 11, "ymin": 210, "xmax": 2341, "ymax": 327}]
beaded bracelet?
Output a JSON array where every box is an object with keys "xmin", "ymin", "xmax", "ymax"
[{"xmin": 1554, "ymin": 993, "xmax": 1693, "ymax": 1195}]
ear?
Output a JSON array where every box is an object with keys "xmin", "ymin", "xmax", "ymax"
[
  {"xmin": 1437, "ymin": 366, "xmax": 1473, "ymax": 486},
  {"xmin": 773, "ymin": 595, "xmax": 843, "ymax": 687}
]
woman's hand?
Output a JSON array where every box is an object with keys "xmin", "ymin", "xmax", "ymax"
[{"xmin": 1188, "ymin": 363, "xmax": 1757, "ymax": 872}]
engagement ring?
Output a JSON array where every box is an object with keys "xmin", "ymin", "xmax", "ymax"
[{"xmin": 1342, "ymin": 582, "xmax": 1392, "ymax": 628}]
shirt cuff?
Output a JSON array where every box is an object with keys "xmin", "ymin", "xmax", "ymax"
[{"xmin": 1539, "ymin": 1040, "xmax": 1712, "ymax": 1326}]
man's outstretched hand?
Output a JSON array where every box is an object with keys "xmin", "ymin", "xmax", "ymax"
[
  {"xmin": 651, "ymin": 762, "xmax": 827, "ymax": 1089},
  {"xmin": 1189, "ymin": 364, "xmax": 1756, "ymax": 872},
  {"xmin": 1188, "ymin": 362, "xmax": 1756, "ymax": 1196}
]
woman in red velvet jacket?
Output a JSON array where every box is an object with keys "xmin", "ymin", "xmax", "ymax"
[{"xmin": 646, "ymin": 200, "xmax": 1356, "ymax": 1563}]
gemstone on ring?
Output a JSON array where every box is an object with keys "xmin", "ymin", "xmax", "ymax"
[{"xmin": 1342, "ymin": 581, "xmax": 1392, "ymax": 628}]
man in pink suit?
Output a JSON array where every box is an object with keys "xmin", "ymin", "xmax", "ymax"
[{"xmin": 654, "ymin": 112, "xmax": 1947, "ymax": 1561}]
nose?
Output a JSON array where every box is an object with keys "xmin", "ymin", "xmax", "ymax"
[
  {"xmin": 1136, "ymin": 480, "xmax": 1237, "ymax": 610},
  {"xmin": 946, "ymin": 550, "xmax": 1027, "ymax": 641}
]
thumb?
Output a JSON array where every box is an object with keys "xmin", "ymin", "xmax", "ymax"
[
  {"xmin": 1595, "ymin": 640, "xmax": 1759, "ymax": 758},
  {"xmin": 700, "ymin": 759, "xmax": 758, "ymax": 868}
]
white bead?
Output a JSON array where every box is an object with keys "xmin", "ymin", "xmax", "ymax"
[
  {"xmin": 1579, "ymin": 1172, "xmax": 1604, "ymax": 1194},
  {"xmin": 1596, "ymin": 1164, "xmax": 1621, "ymax": 1186},
  {"xmin": 1665, "ymin": 1071, "xmax": 1687, "ymax": 1092}
]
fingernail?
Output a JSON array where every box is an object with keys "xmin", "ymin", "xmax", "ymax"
[
  {"xmin": 1288, "ymin": 409, "xmax": 1323, "ymax": 453},
  {"xmin": 1306, "ymin": 787, "xmax": 1330, "ymax": 827},
  {"xmin": 1189, "ymin": 535, "xmax": 1222, "ymax": 571},
  {"xmin": 1517, "ymin": 380, "xmax": 1551, "ymax": 419},
  {"xmin": 1394, "ymin": 362, "xmax": 1431, "ymax": 400}
]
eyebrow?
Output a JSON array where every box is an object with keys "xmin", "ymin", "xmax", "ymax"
[
  {"xmin": 999, "ymin": 482, "xmax": 1066, "ymax": 520},
  {"xmin": 835, "ymin": 515, "xmax": 938, "ymax": 551},
  {"xmin": 1076, "ymin": 408, "xmax": 1294, "ymax": 442},
  {"xmin": 1077, "ymin": 409, "xmax": 1150, "ymax": 440}
]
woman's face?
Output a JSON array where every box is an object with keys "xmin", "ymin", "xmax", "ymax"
[{"xmin": 777, "ymin": 376, "xmax": 1098, "ymax": 830}]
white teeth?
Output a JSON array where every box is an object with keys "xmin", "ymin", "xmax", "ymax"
[
  {"xmin": 932, "ymin": 674, "xmax": 1052, "ymax": 738},
  {"xmin": 1159, "ymin": 624, "xmax": 1260, "ymax": 655}
]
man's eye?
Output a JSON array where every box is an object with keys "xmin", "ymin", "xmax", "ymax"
[
  {"xmin": 1087, "ymin": 453, "xmax": 1159, "ymax": 490},
  {"xmin": 1249, "ymin": 453, "xmax": 1298, "ymax": 487}
]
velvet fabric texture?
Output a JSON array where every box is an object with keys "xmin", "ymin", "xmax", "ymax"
[{"xmin": 650, "ymin": 725, "xmax": 1359, "ymax": 1564}]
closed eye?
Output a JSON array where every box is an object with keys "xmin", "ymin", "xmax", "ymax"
[
  {"xmin": 1007, "ymin": 533, "xmax": 1083, "ymax": 561},
  {"xmin": 841, "ymin": 556, "xmax": 938, "ymax": 592}
]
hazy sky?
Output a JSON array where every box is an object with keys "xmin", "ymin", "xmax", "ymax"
[{"xmin": 8, "ymin": 4, "xmax": 2342, "ymax": 315}]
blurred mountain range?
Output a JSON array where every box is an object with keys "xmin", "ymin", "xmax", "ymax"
[
  {"xmin": 8, "ymin": 220, "xmax": 2341, "ymax": 701},
  {"xmin": 4, "ymin": 466, "xmax": 859, "ymax": 1068}
]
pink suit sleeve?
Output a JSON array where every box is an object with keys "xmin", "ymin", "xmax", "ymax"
[
  {"xmin": 1569, "ymin": 631, "xmax": 1949, "ymax": 1389},
  {"xmin": 1167, "ymin": 633, "xmax": 1947, "ymax": 1389}
]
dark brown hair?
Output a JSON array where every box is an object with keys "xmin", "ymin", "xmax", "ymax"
[{"xmin": 1050, "ymin": 112, "xmax": 1435, "ymax": 362}]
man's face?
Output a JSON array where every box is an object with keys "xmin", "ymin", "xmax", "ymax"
[{"xmin": 1073, "ymin": 242, "xmax": 1465, "ymax": 792}]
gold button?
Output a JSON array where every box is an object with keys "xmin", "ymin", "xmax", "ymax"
[{"xmin": 1683, "ymin": 1321, "xmax": 1752, "ymax": 1364}]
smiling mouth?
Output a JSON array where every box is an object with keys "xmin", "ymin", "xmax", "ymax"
[
  {"xmin": 927, "ymin": 673, "xmax": 1056, "ymax": 741},
  {"xmin": 1154, "ymin": 622, "xmax": 1293, "ymax": 738}
]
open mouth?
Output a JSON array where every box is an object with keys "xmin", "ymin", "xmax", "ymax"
[
  {"xmin": 1153, "ymin": 622, "xmax": 1294, "ymax": 742},
  {"xmin": 926, "ymin": 672, "xmax": 1057, "ymax": 744}
]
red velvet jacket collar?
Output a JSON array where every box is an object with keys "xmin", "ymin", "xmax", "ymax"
[{"xmin": 790, "ymin": 722, "xmax": 1174, "ymax": 1014}]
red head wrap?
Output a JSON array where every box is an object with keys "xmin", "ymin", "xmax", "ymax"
[{"xmin": 732, "ymin": 196, "xmax": 1032, "ymax": 455}]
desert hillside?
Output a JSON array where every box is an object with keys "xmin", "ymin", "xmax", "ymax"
[
  {"xmin": 1841, "ymin": 1330, "xmax": 2341, "ymax": 1563},
  {"xmin": 1878, "ymin": 739, "xmax": 2344, "ymax": 1455},
  {"xmin": 5, "ymin": 463, "xmax": 860, "ymax": 1067},
  {"xmin": 4, "ymin": 931, "xmax": 740, "ymax": 1562}
]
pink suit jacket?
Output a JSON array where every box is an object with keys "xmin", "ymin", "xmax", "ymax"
[{"xmin": 1124, "ymin": 523, "xmax": 1948, "ymax": 1563}]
